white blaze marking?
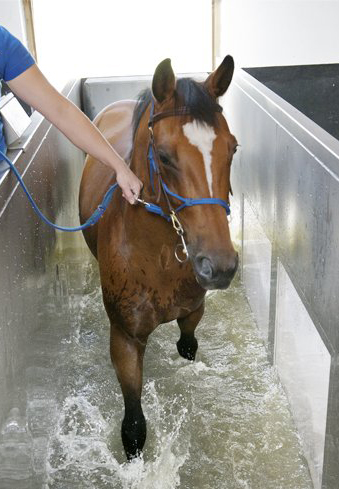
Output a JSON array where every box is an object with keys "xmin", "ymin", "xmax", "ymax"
[{"xmin": 183, "ymin": 121, "xmax": 216, "ymax": 196}]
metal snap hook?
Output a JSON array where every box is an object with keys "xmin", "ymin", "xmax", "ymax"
[
  {"xmin": 175, "ymin": 243, "xmax": 189, "ymax": 263},
  {"xmin": 174, "ymin": 232, "xmax": 189, "ymax": 263},
  {"xmin": 136, "ymin": 197, "xmax": 150, "ymax": 207},
  {"xmin": 170, "ymin": 211, "xmax": 184, "ymax": 234}
]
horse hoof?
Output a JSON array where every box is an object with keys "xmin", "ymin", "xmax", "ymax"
[
  {"xmin": 122, "ymin": 412, "xmax": 146, "ymax": 460},
  {"xmin": 177, "ymin": 337, "xmax": 198, "ymax": 361},
  {"xmin": 126, "ymin": 449, "xmax": 143, "ymax": 462}
]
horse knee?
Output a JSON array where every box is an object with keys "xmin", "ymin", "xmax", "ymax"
[{"xmin": 122, "ymin": 403, "xmax": 147, "ymax": 460}]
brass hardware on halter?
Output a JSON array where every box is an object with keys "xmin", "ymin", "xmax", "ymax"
[
  {"xmin": 170, "ymin": 211, "xmax": 189, "ymax": 263},
  {"xmin": 175, "ymin": 239, "xmax": 189, "ymax": 263},
  {"xmin": 170, "ymin": 211, "xmax": 184, "ymax": 234},
  {"xmin": 136, "ymin": 197, "xmax": 150, "ymax": 207}
]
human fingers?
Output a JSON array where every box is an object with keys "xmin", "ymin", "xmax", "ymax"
[
  {"xmin": 128, "ymin": 179, "xmax": 143, "ymax": 204},
  {"xmin": 122, "ymin": 189, "xmax": 136, "ymax": 205},
  {"xmin": 122, "ymin": 186, "xmax": 140, "ymax": 205},
  {"xmin": 117, "ymin": 169, "xmax": 143, "ymax": 204}
]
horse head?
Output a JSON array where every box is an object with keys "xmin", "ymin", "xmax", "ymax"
[{"xmin": 131, "ymin": 56, "xmax": 238, "ymax": 290}]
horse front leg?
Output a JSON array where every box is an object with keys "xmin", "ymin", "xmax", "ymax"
[
  {"xmin": 110, "ymin": 323, "xmax": 147, "ymax": 460},
  {"xmin": 177, "ymin": 301, "xmax": 205, "ymax": 361}
]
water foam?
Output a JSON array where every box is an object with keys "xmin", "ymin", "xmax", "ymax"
[{"xmin": 46, "ymin": 382, "xmax": 190, "ymax": 489}]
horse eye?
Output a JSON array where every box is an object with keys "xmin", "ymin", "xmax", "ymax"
[
  {"xmin": 159, "ymin": 153, "xmax": 171, "ymax": 166},
  {"xmin": 233, "ymin": 144, "xmax": 239, "ymax": 154}
]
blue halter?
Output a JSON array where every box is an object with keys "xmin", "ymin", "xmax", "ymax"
[{"xmin": 141, "ymin": 101, "xmax": 231, "ymax": 222}]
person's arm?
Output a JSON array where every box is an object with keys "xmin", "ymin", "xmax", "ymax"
[{"xmin": 7, "ymin": 64, "xmax": 142, "ymax": 204}]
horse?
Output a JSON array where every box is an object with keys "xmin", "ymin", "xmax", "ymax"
[{"xmin": 79, "ymin": 55, "xmax": 238, "ymax": 460}]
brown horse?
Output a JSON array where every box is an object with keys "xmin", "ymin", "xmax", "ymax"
[{"xmin": 79, "ymin": 56, "xmax": 238, "ymax": 459}]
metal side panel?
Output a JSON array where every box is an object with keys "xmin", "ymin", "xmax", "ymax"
[
  {"xmin": 82, "ymin": 73, "xmax": 210, "ymax": 120},
  {"xmin": 82, "ymin": 75, "xmax": 152, "ymax": 120},
  {"xmin": 222, "ymin": 82, "xmax": 277, "ymax": 243},
  {"xmin": 275, "ymin": 127, "xmax": 339, "ymax": 352},
  {"xmin": 0, "ymin": 80, "xmax": 85, "ymax": 427},
  {"xmin": 275, "ymin": 261, "xmax": 331, "ymax": 489},
  {"xmin": 224, "ymin": 68, "xmax": 339, "ymax": 489}
]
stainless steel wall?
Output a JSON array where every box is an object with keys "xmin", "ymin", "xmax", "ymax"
[
  {"xmin": 0, "ymin": 81, "xmax": 85, "ymax": 428},
  {"xmin": 82, "ymin": 73, "xmax": 208, "ymax": 120},
  {"xmin": 82, "ymin": 76, "xmax": 153, "ymax": 120},
  {"xmin": 224, "ymin": 69, "xmax": 339, "ymax": 489}
]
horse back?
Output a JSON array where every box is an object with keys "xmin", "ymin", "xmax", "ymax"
[{"xmin": 79, "ymin": 100, "xmax": 136, "ymax": 257}]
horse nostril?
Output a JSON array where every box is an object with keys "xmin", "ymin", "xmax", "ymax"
[
  {"xmin": 196, "ymin": 256, "xmax": 213, "ymax": 280},
  {"xmin": 194, "ymin": 252, "xmax": 238, "ymax": 289}
]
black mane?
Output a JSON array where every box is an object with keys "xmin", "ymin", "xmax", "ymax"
[{"xmin": 132, "ymin": 77, "xmax": 221, "ymax": 141}]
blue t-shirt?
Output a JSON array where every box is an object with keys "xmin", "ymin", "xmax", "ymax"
[{"xmin": 0, "ymin": 26, "xmax": 35, "ymax": 157}]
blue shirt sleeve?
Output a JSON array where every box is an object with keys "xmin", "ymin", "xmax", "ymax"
[{"xmin": 0, "ymin": 26, "xmax": 35, "ymax": 82}]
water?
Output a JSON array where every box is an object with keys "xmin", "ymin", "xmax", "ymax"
[
  {"xmin": 0, "ymin": 408, "xmax": 34, "ymax": 489},
  {"xmin": 0, "ymin": 248, "xmax": 313, "ymax": 489}
]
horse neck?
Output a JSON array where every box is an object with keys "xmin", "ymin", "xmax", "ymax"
[
  {"xmin": 129, "ymin": 109, "xmax": 161, "ymax": 199},
  {"xmin": 123, "ymin": 110, "xmax": 178, "ymax": 251}
]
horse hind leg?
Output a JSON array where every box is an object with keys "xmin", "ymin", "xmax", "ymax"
[
  {"xmin": 109, "ymin": 322, "xmax": 147, "ymax": 459},
  {"xmin": 177, "ymin": 301, "xmax": 205, "ymax": 361}
]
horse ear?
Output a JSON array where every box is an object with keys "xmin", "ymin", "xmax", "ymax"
[
  {"xmin": 152, "ymin": 58, "xmax": 176, "ymax": 103},
  {"xmin": 204, "ymin": 55, "xmax": 234, "ymax": 98}
]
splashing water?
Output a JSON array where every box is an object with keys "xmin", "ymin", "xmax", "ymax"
[{"xmin": 0, "ymin": 249, "xmax": 313, "ymax": 489}]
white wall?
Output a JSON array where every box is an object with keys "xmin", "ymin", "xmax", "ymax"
[
  {"xmin": 0, "ymin": 0, "xmax": 27, "ymax": 44},
  {"xmin": 32, "ymin": 0, "xmax": 212, "ymax": 90},
  {"xmin": 217, "ymin": 0, "xmax": 339, "ymax": 68}
]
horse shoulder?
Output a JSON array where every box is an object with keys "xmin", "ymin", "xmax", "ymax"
[
  {"xmin": 79, "ymin": 100, "xmax": 136, "ymax": 256},
  {"xmin": 94, "ymin": 99, "xmax": 136, "ymax": 160},
  {"xmin": 80, "ymin": 100, "xmax": 136, "ymax": 212}
]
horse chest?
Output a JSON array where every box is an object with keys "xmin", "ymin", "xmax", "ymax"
[
  {"xmin": 147, "ymin": 275, "xmax": 205, "ymax": 321},
  {"xmin": 103, "ymin": 258, "xmax": 205, "ymax": 327}
]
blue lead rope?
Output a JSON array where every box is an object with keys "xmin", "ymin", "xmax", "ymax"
[{"xmin": 0, "ymin": 149, "xmax": 118, "ymax": 232}]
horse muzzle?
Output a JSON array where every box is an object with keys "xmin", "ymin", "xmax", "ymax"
[{"xmin": 192, "ymin": 252, "xmax": 238, "ymax": 290}]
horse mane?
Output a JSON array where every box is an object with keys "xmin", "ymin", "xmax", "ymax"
[{"xmin": 132, "ymin": 77, "xmax": 221, "ymax": 141}]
